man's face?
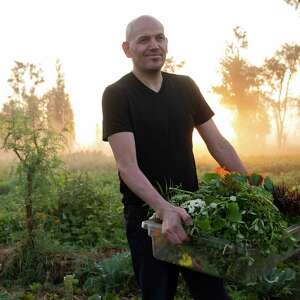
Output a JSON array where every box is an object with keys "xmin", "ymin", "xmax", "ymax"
[{"xmin": 123, "ymin": 19, "xmax": 168, "ymax": 73}]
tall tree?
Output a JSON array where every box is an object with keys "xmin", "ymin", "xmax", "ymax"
[
  {"xmin": 43, "ymin": 60, "xmax": 75, "ymax": 149},
  {"xmin": 0, "ymin": 61, "xmax": 62, "ymax": 247},
  {"xmin": 261, "ymin": 43, "xmax": 300, "ymax": 149},
  {"xmin": 213, "ymin": 27, "xmax": 270, "ymax": 153}
]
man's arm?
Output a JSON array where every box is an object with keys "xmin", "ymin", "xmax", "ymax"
[
  {"xmin": 108, "ymin": 131, "xmax": 192, "ymax": 244},
  {"xmin": 196, "ymin": 119, "xmax": 247, "ymax": 175}
]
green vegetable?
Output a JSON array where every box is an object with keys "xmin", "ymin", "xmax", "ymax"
[{"xmin": 169, "ymin": 172, "xmax": 298, "ymax": 265}]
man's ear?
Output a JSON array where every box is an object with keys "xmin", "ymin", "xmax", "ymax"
[{"xmin": 122, "ymin": 41, "xmax": 131, "ymax": 58}]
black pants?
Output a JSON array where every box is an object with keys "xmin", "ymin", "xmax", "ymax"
[{"xmin": 124, "ymin": 204, "xmax": 232, "ymax": 300}]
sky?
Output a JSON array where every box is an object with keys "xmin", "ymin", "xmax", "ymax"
[{"xmin": 0, "ymin": 0, "xmax": 300, "ymax": 148}]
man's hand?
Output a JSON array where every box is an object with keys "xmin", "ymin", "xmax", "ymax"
[{"xmin": 156, "ymin": 203, "xmax": 193, "ymax": 244}]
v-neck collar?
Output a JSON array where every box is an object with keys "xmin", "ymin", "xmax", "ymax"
[{"xmin": 130, "ymin": 71, "xmax": 166, "ymax": 95}]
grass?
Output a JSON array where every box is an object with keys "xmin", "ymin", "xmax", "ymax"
[{"xmin": 0, "ymin": 150, "xmax": 300, "ymax": 299}]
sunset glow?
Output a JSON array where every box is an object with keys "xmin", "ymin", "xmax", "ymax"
[{"xmin": 0, "ymin": 0, "xmax": 299, "ymax": 148}]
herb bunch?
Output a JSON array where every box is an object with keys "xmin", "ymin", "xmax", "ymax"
[{"xmin": 169, "ymin": 172, "xmax": 296, "ymax": 259}]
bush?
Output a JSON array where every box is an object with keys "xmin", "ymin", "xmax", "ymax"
[
  {"xmin": 31, "ymin": 170, "xmax": 126, "ymax": 248},
  {"xmin": 1, "ymin": 244, "xmax": 51, "ymax": 285},
  {"xmin": 0, "ymin": 213, "xmax": 23, "ymax": 244},
  {"xmin": 52, "ymin": 172, "xmax": 108, "ymax": 246},
  {"xmin": 0, "ymin": 291, "xmax": 20, "ymax": 300},
  {"xmin": 81, "ymin": 252, "xmax": 135, "ymax": 296},
  {"xmin": 0, "ymin": 181, "xmax": 11, "ymax": 195}
]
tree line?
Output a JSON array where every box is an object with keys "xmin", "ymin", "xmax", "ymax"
[
  {"xmin": 213, "ymin": 27, "xmax": 300, "ymax": 153},
  {"xmin": 1, "ymin": 29, "xmax": 300, "ymax": 154}
]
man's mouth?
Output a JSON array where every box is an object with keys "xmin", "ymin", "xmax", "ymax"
[
  {"xmin": 146, "ymin": 55, "xmax": 162, "ymax": 59},
  {"xmin": 146, "ymin": 53, "xmax": 162, "ymax": 57}
]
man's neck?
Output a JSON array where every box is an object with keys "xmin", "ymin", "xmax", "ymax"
[{"xmin": 132, "ymin": 68, "xmax": 163, "ymax": 93}]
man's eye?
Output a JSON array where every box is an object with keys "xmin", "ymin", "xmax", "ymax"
[{"xmin": 139, "ymin": 38, "xmax": 148, "ymax": 43}]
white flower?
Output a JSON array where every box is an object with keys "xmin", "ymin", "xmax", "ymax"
[
  {"xmin": 188, "ymin": 207, "xmax": 195, "ymax": 214},
  {"xmin": 209, "ymin": 203, "xmax": 217, "ymax": 209},
  {"xmin": 190, "ymin": 199, "xmax": 206, "ymax": 208},
  {"xmin": 182, "ymin": 199, "xmax": 207, "ymax": 216},
  {"xmin": 230, "ymin": 196, "xmax": 237, "ymax": 201}
]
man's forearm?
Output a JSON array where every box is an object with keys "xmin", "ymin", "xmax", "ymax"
[
  {"xmin": 118, "ymin": 164, "xmax": 169, "ymax": 212},
  {"xmin": 119, "ymin": 164, "xmax": 192, "ymax": 243},
  {"xmin": 207, "ymin": 138, "xmax": 247, "ymax": 175}
]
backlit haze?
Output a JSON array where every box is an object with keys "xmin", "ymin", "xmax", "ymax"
[{"xmin": 0, "ymin": 0, "xmax": 300, "ymax": 153}]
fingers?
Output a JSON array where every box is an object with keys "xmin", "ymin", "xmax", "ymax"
[
  {"xmin": 162, "ymin": 222, "xmax": 189, "ymax": 244},
  {"xmin": 164, "ymin": 229, "xmax": 188, "ymax": 244},
  {"xmin": 159, "ymin": 204, "xmax": 193, "ymax": 245},
  {"xmin": 179, "ymin": 208, "xmax": 193, "ymax": 226},
  {"xmin": 163, "ymin": 230, "xmax": 183, "ymax": 244}
]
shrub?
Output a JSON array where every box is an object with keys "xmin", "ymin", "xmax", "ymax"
[
  {"xmin": 81, "ymin": 252, "xmax": 135, "ymax": 296},
  {"xmin": 53, "ymin": 172, "xmax": 107, "ymax": 246},
  {"xmin": 0, "ymin": 213, "xmax": 23, "ymax": 244},
  {"xmin": 0, "ymin": 181, "xmax": 11, "ymax": 195}
]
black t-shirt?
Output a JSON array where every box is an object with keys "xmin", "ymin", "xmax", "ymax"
[{"xmin": 102, "ymin": 71, "xmax": 214, "ymax": 205}]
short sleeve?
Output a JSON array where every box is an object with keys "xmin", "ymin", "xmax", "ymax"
[
  {"xmin": 187, "ymin": 77, "xmax": 214, "ymax": 126},
  {"xmin": 102, "ymin": 86, "xmax": 133, "ymax": 141}
]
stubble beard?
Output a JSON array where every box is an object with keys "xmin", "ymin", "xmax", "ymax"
[{"xmin": 136, "ymin": 56, "xmax": 166, "ymax": 74}]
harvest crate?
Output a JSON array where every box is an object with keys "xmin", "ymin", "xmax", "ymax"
[{"xmin": 142, "ymin": 219, "xmax": 300, "ymax": 283}]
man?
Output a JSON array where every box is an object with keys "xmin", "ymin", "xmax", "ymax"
[{"xmin": 102, "ymin": 15, "xmax": 247, "ymax": 300}]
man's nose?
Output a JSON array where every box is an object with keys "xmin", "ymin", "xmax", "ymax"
[{"xmin": 148, "ymin": 38, "xmax": 159, "ymax": 49}]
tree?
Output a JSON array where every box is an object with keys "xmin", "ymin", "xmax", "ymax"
[
  {"xmin": 213, "ymin": 27, "xmax": 270, "ymax": 153},
  {"xmin": 43, "ymin": 60, "xmax": 75, "ymax": 149},
  {"xmin": 163, "ymin": 56, "xmax": 185, "ymax": 73},
  {"xmin": 0, "ymin": 61, "xmax": 63, "ymax": 247},
  {"xmin": 261, "ymin": 43, "xmax": 300, "ymax": 149},
  {"xmin": 6, "ymin": 61, "xmax": 46, "ymax": 128},
  {"xmin": 283, "ymin": 0, "xmax": 300, "ymax": 11}
]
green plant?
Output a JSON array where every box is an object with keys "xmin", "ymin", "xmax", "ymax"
[
  {"xmin": 171, "ymin": 172, "xmax": 295, "ymax": 257},
  {"xmin": 0, "ymin": 213, "xmax": 23, "ymax": 244},
  {"xmin": 29, "ymin": 282, "xmax": 42, "ymax": 296},
  {"xmin": 0, "ymin": 180, "xmax": 11, "ymax": 195},
  {"xmin": 165, "ymin": 171, "xmax": 298, "ymax": 284},
  {"xmin": 64, "ymin": 274, "xmax": 78, "ymax": 300},
  {"xmin": 52, "ymin": 171, "xmax": 106, "ymax": 246},
  {"xmin": 259, "ymin": 267, "xmax": 296, "ymax": 296},
  {"xmin": 227, "ymin": 266, "xmax": 297, "ymax": 300},
  {"xmin": 1, "ymin": 243, "xmax": 51, "ymax": 285},
  {"xmin": 0, "ymin": 291, "xmax": 20, "ymax": 300},
  {"xmin": 82, "ymin": 252, "xmax": 135, "ymax": 296}
]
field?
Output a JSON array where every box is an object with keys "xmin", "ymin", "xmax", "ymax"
[{"xmin": 0, "ymin": 151, "xmax": 300, "ymax": 300}]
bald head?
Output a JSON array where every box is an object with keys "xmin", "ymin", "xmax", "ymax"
[
  {"xmin": 125, "ymin": 15, "xmax": 164, "ymax": 42},
  {"xmin": 122, "ymin": 15, "xmax": 168, "ymax": 73}
]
